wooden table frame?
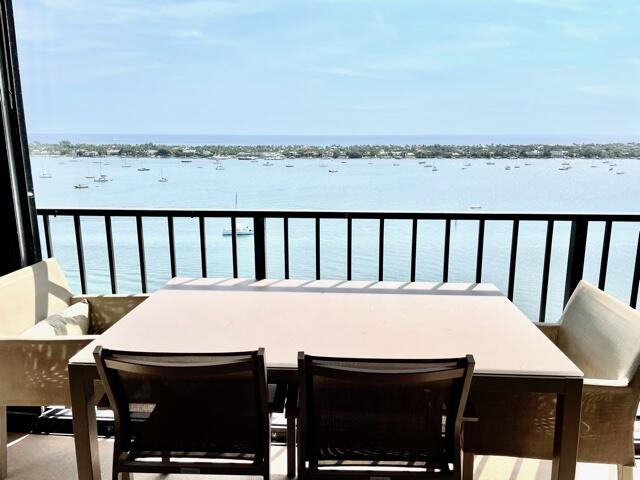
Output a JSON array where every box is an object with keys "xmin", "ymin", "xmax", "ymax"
[{"xmin": 68, "ymin": 279, "xmax": 583, "ymax": 480}]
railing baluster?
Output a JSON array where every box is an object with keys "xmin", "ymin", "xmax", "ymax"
[
  {"xmin": 104, "ymin": 216, "xmax": 117, "ymax": 293},
  {"xmin": 539, "ymin": 220, "xmax": 554, "ymax": 322},
  {"xmin": 564, "ymin": 219, "xmax": 589, "ymax": 306},
  {"xmin": 43, "ymin": 214, "xmax": 53, "ymax": 258},
  {"xmin": 315, "ymin": 217, "xmax": 321, "ymax": 280},
  {"xmin": 378, "ymin": 218, "xmax": 385, "ymax": 281},
  {"xmin": 231, "ymin": 217, "xmax": 238, "ymax": 278},
  {"xmin": 136, "ymin": 216, "xmax": 147, "ymax": 293},
  {"xmin": 598, "ymin": 220, "xmax": 612, "ymax": 290},
  {"xmin": 475, "ymin": 219, "xmax": 485, "ymax": 283},
  {"xmin": 283, "ymin": 217, "xmax": 289, "ymax": 280},
  {"xmin": 199, "ymin": 216, "xmax": 207, "ymax": 277},
  {"xmin": 410, "ymin": 218, "xmax": 417, "ymax": 282},
  {"xmin": 253, "ymin": 216, "xmax": 267, "ymax": 280},
  {"xmin": 347, "ymin": 217, "xmax": 353, "ymax": 281},
  {"xmin": 508, "ymin": 220, "xmax": 520, "ymax": 301},
  {"xmin": 167, "ymin": 216, "xmax": 176, "ymax": 278},
  {"xmin": 631, "ymin": 232, "xmax": 640, "ymax": 309},
  {"xmin": 73, "ymin": 215, "xmax": 87, "ymax": 294},
  {"xmin": 443, "ymin": 219, "xmax": 451, "ymax": 282}
]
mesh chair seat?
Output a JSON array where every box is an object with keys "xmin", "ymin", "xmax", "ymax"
[
  {"xmin": 297, "ymin": 354, "xmax": 474, "ymax": 479},
  {"xmin": 95, "ymin": 347, "xmax": 271, "ymax": 479}
]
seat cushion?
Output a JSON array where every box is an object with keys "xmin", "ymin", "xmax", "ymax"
[
  {"xmin": 20, "ymin": 300, "xmax": 90, "ymax": 337},
  {"xmin": 558, "ymin": 281, "xmax": 640, "ymax": 382}
]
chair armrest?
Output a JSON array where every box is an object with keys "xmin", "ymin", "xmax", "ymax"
[
  {"xmin": 534, "ymin": 322, "xmax": 560, "ymax": 344},
  {"xmin": 584, "ymin": 377, "xmax": 630, "ymax": 388},
  {"xmin": 0, "ymin": 336, "xmax": 99, "ymax": 406},
  {"xmin": 71, "ymin": 294, "xmax": 149, "ymax": 334}
]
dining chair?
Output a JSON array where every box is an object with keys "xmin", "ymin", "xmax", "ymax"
[
  {"xmin": 463, "ymin": 280, "xmax": 640, "ymax": 480},
  {"xmin": 296, "ymin": 353, "xmax": 475, "ymax": 479},
  {"xmin": 94, "ymin": 346, "xmax": 271, "ymax": 480}
]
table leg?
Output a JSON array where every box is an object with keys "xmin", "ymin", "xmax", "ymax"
[
  {"xmin": 69, "ymin": 364, "xmax": 101, "ymax": 480},
  {"xmin": 551, "ymin": 378, "xmax": 582, "ymax": 480},
  {"xmin": 0, "ymin": 405, "xmax": 7, "ymax": 480}
]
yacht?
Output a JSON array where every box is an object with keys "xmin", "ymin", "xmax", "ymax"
[
  {"xmin": 158, "ymin": 170, "xmax": 168, "ymax": 182},
  {"xmin": 74, "ymin": 184, "xmax": 89, "ymax": 189},
  {"xmin": 222, "ymin": 224, "xmax": 254, "ymax": 236},
  {"xmin": 94, "ymin": 174, "xmax": 109, "ymax": 183}
]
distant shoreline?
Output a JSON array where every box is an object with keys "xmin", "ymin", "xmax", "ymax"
[{"xmin": 29, "ymin": 141, "xmax": 640, "ymax": 160}]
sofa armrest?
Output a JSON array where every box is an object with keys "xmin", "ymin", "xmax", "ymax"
[
  {"xmin": 0, "ymin": 336, "xmax": 98, "ymax": 406},
  {"xmin": 534, "ymin": 322, "xmax": 560, "ymax": 344},
  {"xmin": 71, "ymin": 294, "xmax": 149, "ymax": 334}
]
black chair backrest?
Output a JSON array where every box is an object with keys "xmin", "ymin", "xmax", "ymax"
[
  {"xmin": 298, "ymin": 353, "xmax": 474, "ymax": 471},
  {"xmin": 94, "ymin": 346, "xmax": 269, "ymax": 461}
]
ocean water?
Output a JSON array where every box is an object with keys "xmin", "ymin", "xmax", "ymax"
[
  {"xmin": 31, "ymin": 154, "xmax": 640, "ymax": 322},
  {"xmin": 29, "ymin": 132, "xmax": 640, "ymax": 147}
]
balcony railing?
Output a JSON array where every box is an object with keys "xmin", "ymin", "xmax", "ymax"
[{"xmin": 36, "ymin": 207, "xmax": 640, "ymax": 321}]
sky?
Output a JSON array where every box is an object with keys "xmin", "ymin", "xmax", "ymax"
[{"xmin": 13, "ymin": 0, "xmax": 640, "ymax": 136}]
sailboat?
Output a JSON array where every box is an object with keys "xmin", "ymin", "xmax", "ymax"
[
  {"xmin": 158, "ymin": 169, "xmax": 168, "ymax": 182},
  {"xmin": 39, "ymin": 163, "xmax": 52, "ymax": 179},
  {"xmin": 94, "ymin": 161, "xmax": 109, "ymax": 182},
  {"xmin": 222, "ymin": 193, "xmax": 254, "ymax": 236},
  {"xmin": 121, "ymin": 158, "xmax": 132, "ymax": 168}
]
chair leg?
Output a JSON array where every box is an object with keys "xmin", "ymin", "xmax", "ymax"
[
  {"xmin": 617, "ymin": 464, "xmax": 634, "ymax": 480},
  {"xmin": 0, "ymin": 406, "xmax": 7, "ymax": 480},
  {"xmin": 462, "ymin": 452, "xmax": 474, "ymax": 480},
  {"xmin": 287, "ymin": 414, "xmax": 295, "ymax": 478}
]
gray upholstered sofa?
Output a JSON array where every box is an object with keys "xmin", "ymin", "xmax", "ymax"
[{"xmin": 0, "ymin": 258, "xmax": 147, "ymax": 479}]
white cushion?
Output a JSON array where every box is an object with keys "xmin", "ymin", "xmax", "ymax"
[
  {"xmin": 558, "ymin": 281, "xmax": 640, "ymax": 383},
  {"xmin": 19, "ymin": 300, "xmax": 90, "ymax": 338}
]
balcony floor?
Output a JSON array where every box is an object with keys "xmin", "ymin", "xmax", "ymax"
[{"xmin": 6, "ymin": 432, "xmax": 637, "ymax": 479}]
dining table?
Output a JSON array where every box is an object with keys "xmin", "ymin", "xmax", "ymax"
[{"xmin": 68, "ymin": 277, "xmax": 583, "ymax": 480}]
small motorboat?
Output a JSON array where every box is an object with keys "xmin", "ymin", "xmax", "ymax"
[{"xmin": 74, "ymin": 184, "xmax": 89, "ymax": 189}]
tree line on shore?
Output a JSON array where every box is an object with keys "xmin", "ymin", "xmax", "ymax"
[{"xmin": 29, "ymin": 140, "xmax": 640, "ymax": 159}]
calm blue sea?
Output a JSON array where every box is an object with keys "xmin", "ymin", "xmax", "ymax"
[
  {"xmin": 29, "ymin": 133, "xmax": 640, "ymax": 146},
  {"xmin": 31, "ymin": 153, "xmax": 640, "ymax": 322}
]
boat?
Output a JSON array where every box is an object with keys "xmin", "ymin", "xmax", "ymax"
[
  {"xmin": 329, "ymin": 169, "xmax": 338, "ymax": 173},
  {"xmin": 524, "ymin": 162, "xmax": 532, "ymax": 166},
  {"xmin": 486, "ymin": 161, "xmax": 495, "ymax": 165},
  {"xmin": 222, "ymin": 223, "xmax": 254, "ymax": 236},
  {"xmin": 616, "ymin": 171, "xmax": 625, "ymax": 175},
  {"xmin": 39, "ymin": 168, "xmax": 52, "ymax": 179},
  {"xmin": 137, "ymin": 167, "xmax": 150, "ymax": 172},
  {"xmin": 216, "ymin": 164, "xmax": 225, "ymax": 170},
  {"xmin": 464, "ymin": 162, "xmax": 472, "ymax": 167},
  {"xmin": 121, "ymin": 159, "xmax": 132, "ymax": 168},
  {"xmin": 74, "ymin": 184, "xmax": 89, "ymax": 189},
  {"xmin": 222, "ymin": 193, "xmax": 254, "ymax": 236},
  {"xmin": 94, "ymin": 174, "xmax": 109, "ymax": 183},
  {"xmin": 158, "ymin": 169, "xmax": 168, "ymax": 182},
  {"xmin": 505, "ymin": 166, "xmax": 511, "ymax": 170},
  {"xmin": 558, "ymin": 166, "xmax": 571, "ymax": 171},
  {"xmin": 285, "ymin": 163, "xmax": 294, "ymax": 167},
  {"xmin": 393, "ymin": 163, "xmax": 400, "ymax": 166},
  {"xmin": 341, "ymin": 161, "xmax": 347, "ymax": 164},
  {"xmin": 418, "ymin": 161, "xmax": 426, "ymax": 165},
  {"xmin": 469, "ymin": 205, "xmax": 482, "ymax": 210},
  {"xmin": 262, "ymin": 162, "xmax": 274, "ymax": 166},
  {"xmin": 431, "ymin": 166, "xmax": 438, "ymax": 172}
]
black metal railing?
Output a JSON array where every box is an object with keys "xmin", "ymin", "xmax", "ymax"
[{"xmin": 36, "ymin": 208, "xmax": 640, "ymax": 319}]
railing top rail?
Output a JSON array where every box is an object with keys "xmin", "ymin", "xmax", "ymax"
[{"xmin": 36, "ymin": 207, "xmax": 640, "ymax": 222}]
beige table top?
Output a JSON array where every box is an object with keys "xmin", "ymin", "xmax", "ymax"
[{"xmin": 70, "ymin": 278, "xmax": 582, "ymax": 378}]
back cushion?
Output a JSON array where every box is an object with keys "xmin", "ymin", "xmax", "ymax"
[
  {"xmin": 0, "ymin": 259, "xmax": 72, "ymax": 336},
  {"xmin": 558, "ymin": 281, "xmax": 640, "ymax": 382},
  {"xmin": 20, "ymin": 300, "xmax": 89, "ymax": 338}
]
